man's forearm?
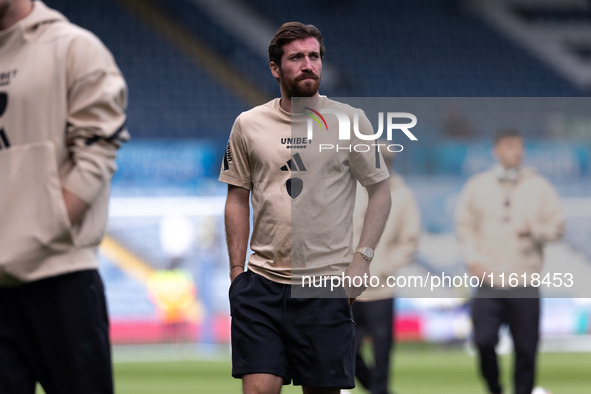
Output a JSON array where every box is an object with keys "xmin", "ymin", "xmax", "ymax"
[
  {"xmin": 356, "ymin": 179, "xmax": 391, "ymax": 249},
  {"xmin": 224, "ymin": 186, "xmax": 250, "ymax": 280},
  {"xmin": 345, "ymin": 179, "xmax": 391, "ymax": 302},
  {"xmin": 225, "ymin": 209, "xmax": 249, "ymax": 267}
]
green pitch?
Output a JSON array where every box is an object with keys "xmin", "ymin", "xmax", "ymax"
[{"xmin": 36, "ymin": 344, "xmax": 591, "ymax": 393}]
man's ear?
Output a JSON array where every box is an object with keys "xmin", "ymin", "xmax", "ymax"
[{"xmin": 270, "ymin": 62, "xmax": 280, "ymax": 80}]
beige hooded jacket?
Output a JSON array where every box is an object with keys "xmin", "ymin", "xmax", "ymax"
[
  {"xmin": 455, "ymin": 167, "xmax": 564, "ymax": 286},
  {"xmin": 0, "ymin": 1, "xmax": 128, "ymax": 284}
]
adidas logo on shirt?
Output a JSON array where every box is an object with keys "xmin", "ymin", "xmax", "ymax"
[
  {"xmin": 280, "ymin": 153, "xmax": 307, "ymax": 172},
  {"xmin": 281, "ymin": 153, "xmax": 306, "ymax": 199}
]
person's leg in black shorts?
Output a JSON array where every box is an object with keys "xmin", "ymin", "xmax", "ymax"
[
  {"xmin": 352, "ymin": 301, "xmax": 371, "ymax": 391},
  {"xmin": 369, "ymin": 298, "xmax": 394, "ymax": 394},
  {"xmin": 229, "ymin": 270, "xmax": 290, "ymax": 393},
  {"xmin": 0, "ymin": 321, "xmax": 35, "ymax": 394},
  {"xmin": 472, "ymin": 294, "xmax": 505, "ymax": 394},
  {"xmin": 353, "ymin": 298, "xmax": 394, "ymax": 394},
  {"xmin": 0, "ymin": 270, "xmax": 113, "ymax": 394},
  {"xmin": 285, "ymin": 295, "xmax": 355, "ymax": 391},
  {"xmin": 229, "ymin": 270, "xmax": 355, "ymax": 393},
  {"xmin": 507, "ymin": 296, "xmax": 539, "ymax": 394}
]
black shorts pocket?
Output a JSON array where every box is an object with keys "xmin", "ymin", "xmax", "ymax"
[{"xmin": 228, "ymin": 270, "xmax": 249, "ymax": 298}]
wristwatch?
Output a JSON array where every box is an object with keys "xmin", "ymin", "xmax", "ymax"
[{"xmin": 355, "ymin": 246, "xmax": 374, "ymax": 262}]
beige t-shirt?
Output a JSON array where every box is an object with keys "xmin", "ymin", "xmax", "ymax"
[{"xmin": 219, "ymin": 97, "xmax": 389, "ymax": 284}]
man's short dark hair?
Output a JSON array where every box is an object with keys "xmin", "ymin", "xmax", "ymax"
[
  {"xmin": 268, "ymin": 22, "xmax": 325, "ymax": 66},
  {"xmin": 494, "ymin": 128, "xmax": 522, "ymax": 145}
]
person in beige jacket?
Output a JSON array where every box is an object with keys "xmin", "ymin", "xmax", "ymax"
[
  {"xmin": 455, "ymin": 129, "xmax": 564, "ymax": 394},
  {"xmin": 352, "ymin": 150, "xmax": 421, "ymax": 394},
  {"xmin": 0, "ymin": 1, "xmax": 128, "ymax": 393}
]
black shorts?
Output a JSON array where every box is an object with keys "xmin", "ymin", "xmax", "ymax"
[
  {"xmin": 229, "ymin": 270, "xmax": 356, "ymax": 388},
  {"xmin": 0, "ymin": 270, "xmax": 113, "ymax": 394}
]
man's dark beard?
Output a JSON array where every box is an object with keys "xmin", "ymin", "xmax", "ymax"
[{"xmin": 281, "ymin": 71, "xmax": 320, "ymax": 98}]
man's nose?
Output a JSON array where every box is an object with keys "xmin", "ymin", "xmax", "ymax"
[{"xmin": 302, "ymin": 56, "xmax": 313, "ymax": 70}]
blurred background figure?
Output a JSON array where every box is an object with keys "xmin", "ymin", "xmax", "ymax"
[
  {"xmin": 352, "ymin": 149, "xmax": 421, "ymax": 394},
  {"xmin": 146, "ymin": 268, "xmax": 203, "ymax": 342},
  {"xmin": 147, "ymin": 215, "xmax": 203, "ymax": 342},
  {"xmin": 455, "ymin": 129, "xmax": 565, "ymax": 394}
]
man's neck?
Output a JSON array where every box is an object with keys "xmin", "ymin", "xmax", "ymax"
[
  {"xmin": 279, "ymin": 97, "xmax": 292, "ymax": 113},
  {"xmin": 279, "ymin": 94, "xmax": 320, "ymax": 113},
  {"xmin": 0, "ymin": 0, "xmax": 33, "ymax": 31}
]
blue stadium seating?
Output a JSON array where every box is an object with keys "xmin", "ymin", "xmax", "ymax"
[
  {"xmin": 246, "ymin": 0, "xmax": 585, "ymax": 96},
  {"xmin": 44, "ymin": 0, "xmax": 249, "ymax": 140},
  {"xmin": 44, "ymin": 0, "xmax": 585, "ymax": 143}
]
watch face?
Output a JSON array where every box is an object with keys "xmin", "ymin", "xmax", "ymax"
[{"xmin": 357, "ymin": 247, "xmax": 373, "ymax": 260}]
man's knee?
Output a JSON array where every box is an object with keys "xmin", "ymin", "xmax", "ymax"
[
  {"xmin": 513, "ymin": 339, "xmax": 538, "ymax": 359},
  {"xmin": 242, "ymin": 373, "xmax": 283, "ymax": 394},
  {"xmin": 473, "ymin": 331, "xmax": 498, "ymax": 351}
]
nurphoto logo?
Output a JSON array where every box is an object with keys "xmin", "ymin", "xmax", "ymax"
[{"xmin": 304, "ymin": 109, "xmax": 418, "ymax": 152}]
